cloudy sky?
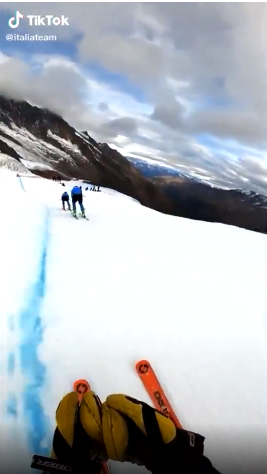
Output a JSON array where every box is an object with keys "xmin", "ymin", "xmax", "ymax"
[{"xmin": 0, "ymin": 2, "xmax": 267, "ymax": 195}]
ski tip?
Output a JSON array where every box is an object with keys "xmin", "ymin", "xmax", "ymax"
[
  {"xmin": 73, "ymin": 379, "xmax": 91, "ymax": 395},
  {"xmin": 135, "ymin": 360, "xmax": 150, "ymax": 375}
]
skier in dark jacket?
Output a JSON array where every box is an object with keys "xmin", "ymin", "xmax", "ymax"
[
  {"xmin": 45, "ymin": 391, "xmax": 221, "ymax": 474},
  {"xmin": 71, "ymin": 185, "xmax": 85, "ymax": 218},
  {"xmin": 61, "ymin": 191, "xmax": 71, "ymax": 211}
]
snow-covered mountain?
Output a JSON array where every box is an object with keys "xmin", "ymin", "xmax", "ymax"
[
  {"xmin": 127, "ymin": 155, "xmax": 184, "ymax": 178},
  {"xmin": 0, "ymin": 95, "xmax": 171, "ymax": 214},
  {"xmin": 128, "ymin": 155, "xmax": 267, "ymax": 205},
  {"xmin": 126, "ymin": 157, "xmax": 267, "ymax": 233},
  {"xmin": 0, "ymin": 170, "xmax": 265, "ymax": 474}
]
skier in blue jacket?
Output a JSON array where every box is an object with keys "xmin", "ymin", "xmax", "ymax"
[
  {"xmin": 71, "ymin": 185, "xmax": 85, "ymax": 218},
  {"xmin": 61, "ymin": 191, "xmax": 71, "ymax": 211}
]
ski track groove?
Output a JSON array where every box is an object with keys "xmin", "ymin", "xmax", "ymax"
[{"xmin": 18, "ymin": 175, "xmax": 26, "ymax": 192}]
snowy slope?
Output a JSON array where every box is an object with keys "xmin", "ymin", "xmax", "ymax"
[
  {"xmin": 0, "ymin": 171, "xmax": 266, "ymax": 474},
  {"xmin": 0, "ymin": 153, "xmax": 33, "ymax": 174}
]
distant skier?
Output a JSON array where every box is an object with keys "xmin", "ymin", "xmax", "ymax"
[
  {"xmin": 71, "ymin": 185, "xmax": 85, "ymax": 218},
  {"xmin": 48, "ymin": 390, "xmax": 221, "ymax": 474},
  {"xmin": 61, "ymin": 191, "xmax": 71, "ymax": 211}
]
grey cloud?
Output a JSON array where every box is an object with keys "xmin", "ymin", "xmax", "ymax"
[
  {"xmin": 207, "ymin": 157, "xmax": 267, "ymax": 196},
  {"xmin": 188, "ymin": 110, "xmax": 267, "ymax": 146},
  {"xmin": 98, "ymin": 102, "xmax": 109, "ymax": 112},
  {"xmin": 151, "ymin": 93, "xmax": 185, "ymax": 130},
  {"xmin": 98, "ymin": 117, "xmax": 138, "ymax": 139},
  {"xmin": 0, "ymin": 58, "xmax": 88, "ymax": 120}
]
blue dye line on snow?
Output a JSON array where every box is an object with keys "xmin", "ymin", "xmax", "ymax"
[
  {"xmin": 7, "ymin": 393, "xmax": 18, "ymax": 417},
  {"xmin": 18, "ymin": 209, "xmax": 50, "ymax": 454},
  {"xmin": 7, "ymin": 352, "xmax": 15, "ymax": 376}
]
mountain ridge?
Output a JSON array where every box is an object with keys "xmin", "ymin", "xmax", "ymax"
[{"xmin": 0, "ymin": 94, "xmax": 172, "ymax": 214}]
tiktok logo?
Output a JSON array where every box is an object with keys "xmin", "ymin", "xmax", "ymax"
[{"xmin": 8, "ymin": 11, "xmax": 24, "ymax": 28}]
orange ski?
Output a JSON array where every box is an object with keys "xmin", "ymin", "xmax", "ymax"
[
  {"xmin": 135, "ymin": 360, "xmax": 182, "ymax": 428},
  {"xmin": 73, "ymin": 380, "xmax": 111, "ymax": 474}
]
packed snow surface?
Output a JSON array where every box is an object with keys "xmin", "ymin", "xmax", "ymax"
[{"xmin": 0, "ymin": 170, "xmax": 266, "ymax": 474}]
